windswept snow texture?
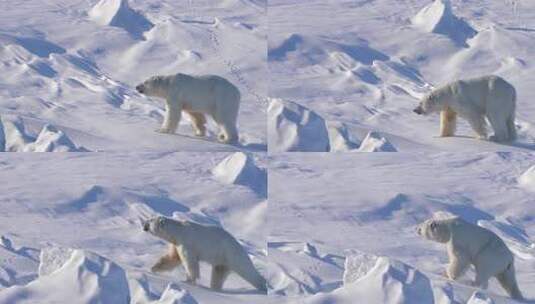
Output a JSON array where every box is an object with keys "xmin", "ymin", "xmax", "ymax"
[
  {"xmin": 0, "ymin": 0, "xmax": 266, "ymax": 152},
  {"xmin": 269, "ymin": 152, "xmax": 535, "ymax": 303},
  {"xmin": 0, "ymin": 152, "xmax": 273, "ymax": 303},
  {"xmin": 269, "ymin": 1, "xmax": 535, "ymax": 152}
]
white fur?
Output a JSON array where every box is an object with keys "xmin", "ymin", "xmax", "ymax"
[
  {"xmin": 417, "ymin": 217, "xmax": 523, "ymax": 300},
  {"xmin": 143, "ymin": 216, "xmax": 267, "ymax": 292},
  {"xmin": 414, "ymin": 75, "xmax": 517, "ymax": 142},
  {"xmin": 137, "ymin": 74, "xmax": 241, "ymax": 143}
]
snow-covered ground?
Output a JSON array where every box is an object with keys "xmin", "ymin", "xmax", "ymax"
[
  {"xmin": 268, "ymin": 152, "xmax": 535, "ymax": 303},
  {"xmin": 268, "ymin": 0, "xmax": 535, "ymax": 152},
  {"xmin": 0, "ymin": 152, "xmax": 274, "ymax": 303},
  {"xmin": 0, "ymin": 0, "xmax": 267, "ymax": 152}
]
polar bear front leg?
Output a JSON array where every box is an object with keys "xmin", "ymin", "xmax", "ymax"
[
  {"xmin": 446, "ymin": 247, "xmax": 469, "ymax": 280},
  {"xmin": 151, "ymin": 245, "xmax": 181, "ymax": 272},
  {"xmin": 440, "ymin": 107, "xmax": 457, "ymax": 137},
  {"xmin": 178, "ymin": 247, "xmax": 199, "ymax": 284},
  {"xmin": 157, "ymin": 101, "xmax": 181, "ymax": 134},
  {"xmin": 210, "ymin": 265, "xmax": 230, "ymax": 291}
]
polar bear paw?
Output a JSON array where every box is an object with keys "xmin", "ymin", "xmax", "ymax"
[{"xmin": 155, "ymin": 128, "xmax": 175, "ymax": 134}]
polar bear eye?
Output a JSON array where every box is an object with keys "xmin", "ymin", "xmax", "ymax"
[{"xmin": 430, "ymin": 222, "xmax": 437, "ymax": 230}]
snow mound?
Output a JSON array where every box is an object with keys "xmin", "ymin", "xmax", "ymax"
[
  {"xmin": 89, "ymin": 0, "xmax": 153, "ymax": 39},
  {"xmin": 327, "ymin": 121, "xmax": 359, "ymax": 152},
  {"xmin": 518, "ymin": 165, "xmax": 535, "ymax": 191},
  {"xmin": 342, "ymin": 250, "xmax": 379, "ymax": 285},
  {"xmin": 467, "ymin": 291, "xmax": 495, "ymax": 304},
  {"xmin": 268, "ymin": 98, "xmax": 329, "ymax": 152},
  {"xmin": 411, "ymin": 0, "xmax": 477, "ymax": 46},
  {"xmin": 28, "ymin": 124, "xmax": 85, "ymax": 152},
  {"xmin": 0, "ymin": 118, "xmax": 86, "ymax": 152},
  {"xmin": 0, "ymin": 236, "xmax": 40, "ymax": 289},
  {"xmin": 38, "ymin": 246, "xmax": 74, "ymax": 277},
  {"xmin": 357, "ymin": 131, "xmax": 397, "ymax": 152},
  {"xmin": 268, "ymin": 34, "xmax": 388, "ymax": 67},
  {"xmin": 154, "ymin": 283, "xmax": 198, "ymax": 304},
  {"xmin": 212, "ymin": 152, "xmax": 267, "ymax": 197},
  {"xmin": 0, "ymin": 247, "xmax": 130, "ymax": 304},
  {"xmin": 307, "ymin": 253, "xmax": 433, "ymax": 304}
]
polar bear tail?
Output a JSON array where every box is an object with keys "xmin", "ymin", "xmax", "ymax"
[
  {"xmin": 497, "ymin": 262, "xmax": 523, "ymax": 300},
  {"xmin": 231, "ymin": 253, "xmax": 267, "ymax": 293}
]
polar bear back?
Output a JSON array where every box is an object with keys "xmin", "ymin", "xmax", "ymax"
[
  {"xmin": 448, "ymin": 75, "xmax": 515, "ymax": 112},
  {"xmin": 167, "ymin": 220, "xmax": 247, "ymax": 265},
  {"xmin": 446, "ymin": 218, "xmax": 512, "ymax": 261},
  {"xmin": 168, "ymin": 74, "xmax": 240, "ymax": 113}
]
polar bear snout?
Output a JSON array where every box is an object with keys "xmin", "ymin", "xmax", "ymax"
[
  {"xmin": 413, "ymin": 105, "xmax": 424, "ymax": 115},
  {"xmin": 416, "ymin": 226, "xmax": 422, "ymax": 235},
  {"xmin": 136, "ymin": 84, "xmax": 145, "ymax": 94},
  {"xmin": 143, "ymin": 221, "xmax": 150, "ymax": 232}
]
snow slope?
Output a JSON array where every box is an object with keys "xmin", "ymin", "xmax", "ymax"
[
  {"xmin": 0, "ymin": 0, "xmax": 267, "ymax": 152},
  {"xmin": 268, "ymin": 0, "xmax": 535, "ymax": 152},
  {"xmin": 0, "ymin": 152, "xmax": 275, "ymax": 303},
  {"xmin": 269, "ymin": 152, "xmax": 535, "ymax": 303}
]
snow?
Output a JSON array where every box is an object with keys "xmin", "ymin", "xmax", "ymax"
[
  {"xmin": 269, "ymin": 0, "xmax": 535, "ymax": 152},
  {"xmin": 411, "ymin": 0, "xmax": 477, "ymax": 47},
  {"xmin": 0, "ymin": 152, "xmax": 272, "ymax": 303},
  {"xmin": 212, "ymin": 152, "xmax": 267, "ymax": 197},
  {"xmin": 269, "ymin": 152, "xmax": 535, "ymax": 303},
  {"xmin": 0, "ymin": 247, "xmax": 131, "ymax": 304},
  {"xmin": 357, "ymin": 131, "xmax": 397, "ymax": 152},
  {"xmin": 0, "ymin": 0, "xmax": 266, "ymax": 152},
  {"xmin": 518, "ymin": 165, "xmax": 535, "ymax": 192},
  {"xmin": 268, "ymin": 98, "xmax": 330, "ymax": 152},
  {"xmin": 2, "ymin": 0, "xmax": 535, "ymax": 303}
]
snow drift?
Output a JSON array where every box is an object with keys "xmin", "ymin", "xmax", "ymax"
[
  {"xmin": 212, "ymin": 152, "xmax": 267, "ymax": 197},
  {"xmin": 0, "ymin": 246, "xmax": 130, "ymax": 304},
  {"xmin": 519, "ymin": 165, "xmax": 535, "ymax": 192},
  {"xmin": 89, "ymin": 0, "xmax": 153, "ymax": 39},
  {"xmin": 268, "ymin": 98, "xmax": 330, "ymax": 152},
  {"xmin": 357, "ymin": 131, "xmax": 397, "ymax": 152},
  {"xmin": 0, "ymin": 117, "xmax": 86, "ymax": 152},
  {"xmin": 327, "ymin": 121, "xmax": 359, "ymax": 152},
  {"xmin": 306, "ymin": 252, "xmax": 434, "ymax": 304},
  {"xmin": 411, "ymin": 0, "xmax": 477, "ymax": 46}
]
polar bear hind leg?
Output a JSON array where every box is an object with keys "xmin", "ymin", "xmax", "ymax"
[
  {"xmin": 152, "ymin": 244, "xmax": 181, "ymax": 272},
  {"xmin": 465, "ymin": 113, "xmax": 488, "ymax": 140},
  {"xmin": 506, "ymin": 113, "xmax": 517, "ymax": 141},
  {"xmin": 230, "ymin": 256, "xmax": 267, "ymax": 292},
  {"xmin": 487, "ymin": 111, "xmax": 509, "ymax": 142},
  {"xmin": 496, "ymin": 262, "xmax": 523, "ymax": 300},
  {"xmin": 213, "ymin": 108, "xmax": 239, "ymax": 144},
  {"xmin": 210, "ymin": 265, "xmax": 230, "ymax": 290},
  {"xmin": 440, "ymin": 107, "xmax": 457, "ymax": 137},
  {"xmin": 187, "ymin": 111, "xmax": 206, "ymax": 137}
]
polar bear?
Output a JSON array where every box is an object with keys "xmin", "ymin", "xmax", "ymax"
[
  {"xmin": 136, "ymin": 74, "xmax": 241, "ymax": 143},
  {"xmin": 142, "ymin": 216, "xmax": 267, "ymax": 292},
  {"xmin": 416, "ymin": 216, "xmax": 523, "ymax": 300},
  {"xmin": 413, "ymin": 75, "xmax": 517, "ymax": 142}
]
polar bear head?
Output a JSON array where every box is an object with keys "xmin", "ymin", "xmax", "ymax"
[
  {"xmin": 136, "ymin": 76, "xmax": 170, "ymax": 99},
  {"xmin": 413, "ymin": 90, "xmax": 448, "ymax": 115},
  {"xmin": 416, "ymin": 219, "xmax": 451, "ymax": 243},
  {"xmin": 143, "ymin": 216, "xmax": 180, "ymax": 243}
]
